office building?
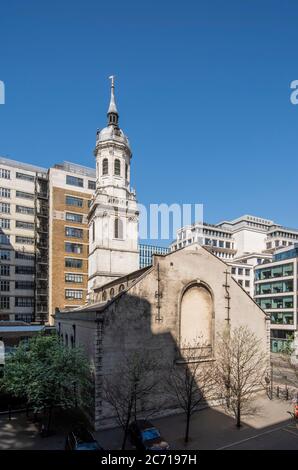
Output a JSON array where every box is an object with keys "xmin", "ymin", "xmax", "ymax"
[
  {"xmin": 254, "ymin": 244, "xmax": 298, "ymax": 353},
  {"xmin": 139, "ymin": 243, "xmax": 170, "ymax": 268}
]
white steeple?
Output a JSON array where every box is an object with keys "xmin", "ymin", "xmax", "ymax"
[{"xmin": 88, "ymin": 77, "xmax": 139, "ymax": 293}]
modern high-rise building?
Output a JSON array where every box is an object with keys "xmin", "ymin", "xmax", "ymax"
[
  {"xmin": 0, "ymin": 157, "xmax": 97, "ymax": 325},
  {"xmin": 139, "ymin": 243, "xmax": 170, "ymax": 268},
  {"xmin": 48, "ymin": 162, "xmax": 96, "ymax": 324},
  {"xmin": 254, "ymin": 244, "xmax": 298, "ymax": 353},
  {"xmin": 170, "ymin": 215, "xmax": 277, "ymax": 259},
  {"xmin": 0, "ymin": 157, "xmax": 48, "ymax": 323}
]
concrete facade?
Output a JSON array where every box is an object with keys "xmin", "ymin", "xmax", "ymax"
[{"xmin": 56, "ymin": 244, "xmax": 270, "ymax": 430}]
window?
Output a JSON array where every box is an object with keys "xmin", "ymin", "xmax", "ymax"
[
  {"xmin": 245, "ymin": 280, "xmax": 250, "ymax": 288},
  {"xmin": 0, "ymin": 203, "xmax": 10, "ymax": 214},
  {"xmin": 245, "ymin": 269, "xmax": 250, "ymax": 276},
  {"xmin": 65, "ymin": 242, "xmax": 83, "ymax": 254},
  {"xmin": 15, "ymin": 281, "xmax": 34, "ymax": 289},
  {"xmin": 231, "ymin": 267, "xmax": 236, "ymax": 274},
  {"xmin": 65, "ymin": 212, "xmax": 83, "ymax": 223},
  {"xmin": 0, "ymin": 280, "xmax": 10, "ymax": 291},
  {"xmin": 65, "ymin": 196, "xmax": 83, "ymax": 207},
  {"xmin": 0, "ymin": 219, "xmax": 10, "ymax": 229},
  {"xmin": 238, "ymin": 268, "xmax": 243, "ymax": 275},
  {"xmin": 15, "ymin": 297, "xmax": 34, "ymax": 307},
  {"xmin": 65, "ymin": 273, "xmax": 83, "ymax": 283},
  {"xmin": 66, "ymin": 175, "xmax": 84, "ymax": 187},
  {"xmin": 102, "ymin": 158, "xmax": 108, "ymax": 175},
  {"xmin": 125, "ymin": 163, "xmax": 128, "ymax": 180},
  {"xmin": 114, "ymin": 159, "xmax": 121, "ymax": 176},
  {"xmin": 238, "ymin": 280, "xmax": 243, "ymax": 286},
  {"xmin": 0, "ymin": 168, "xmax": 10, "ymax": 179},
  {"xmin": 16, "ymin": 205, "xmax": 34, "ymax": 215},
  {"xmin": 15, "ymin": 265, "xmax": 34, "ymax": 275},
  {"xmin": 219, "ymin": 240, "xmax": 224, "ymax": 248},
  {"xmin": 114, "ymin": 218, "xmax": 123, "ymax": 239},
  {"xmin": 92, "ymin": 222, "xmax": 95, "ymax": 242},
  {"xmin": 65, "ymin": 289, "xmax": 83, "ymax": 299},
  {"xmin": 0, "ymin": 265, "xmax": 10, "ymax": 276},
  {"xmin": 15, "ymin": 314, "xmax": 32, "ymax": 323},
  {"xmin": 0, "ymin": 234, "xmax": 10, "ymax": 244},
  {"xmin": 16, "ymin": 190, "xmax": 34, "ymax": 200},
  {"xmin": 0, "ymin": 249, "xmax": 11, "ymax": 260},
  {"xmin": 65, "ymin": 227, "xmax": 83, "ymax": 238},
  {"xmin": 88, "ymin": 180, "xmax": 96, "ymax": 190},
  {"xmin": 16, "ymin": 236, "xmax": 34, "ymax": 245},
  {"xmin": 271, "ymin": 312, "xmax": 294, "ymax": 325},
  {"xmin": 0, "ymin": 296, "xmax": 10, "ymax": 309},
  {"xmin": 0, "ymin": 187, "xmax": 10, "ymax": 198},
  {"xmin": 15, "ymin": 251, "xmax": 34, "ymax": 260},
  {"xmin": 16, "ymin": 220, "xmax": 34, "ymax": 230},
  {"xmin": 65, "ymin": 258, "xmax": 83, "ymax": 268},
  {"xmin": 16, "ymin": 172, "xmax": 34, "ymax": 182}
]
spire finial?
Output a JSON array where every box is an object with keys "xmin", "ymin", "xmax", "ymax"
[{"xmin": 107, "ymin": 75, "xmax": 118, "ymax": 125}]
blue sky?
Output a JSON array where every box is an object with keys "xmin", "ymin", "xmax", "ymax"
[{"xmin": 1, "ymin": 0, "xmax": 298, "ymax": 241}]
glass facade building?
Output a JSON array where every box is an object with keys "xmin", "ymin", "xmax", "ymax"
[
  {"xmin": 254, "ymin": 246, "xmax": 297, "ymax": 353},
  {"xmin": 139, "ymin": 244, "xmax": 170, "ymax": 268}
]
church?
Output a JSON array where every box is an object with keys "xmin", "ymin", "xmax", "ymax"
[{"xmin": 55, "ymin": 79, "xmax": 270, "ymax": 430}]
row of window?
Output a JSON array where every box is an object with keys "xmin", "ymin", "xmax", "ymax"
[
  {"xmin": 266, "ymin": 240, "xmax": 295, "ymax": 249},
  {"xmin": 0, "ymin": 219, "xmax": 34, "ymax": 230},
  {"xmin": 66, "ymin": 175, "xmax": 96, "ymax": 190},
  {"xmin": 0, "ymin": 280, "xmax": 35, "ymax": 291},
  {"xmin": 237, "ymin": 279, "xmax": 250, "ymax": 288},
  {"xmin": 270, "ymin": 312, "xmax": 294, "ymax": 325},
  {"xmin": 65, "ymin": 289, "xmax": 83, "ymax": 299},
  {"xmin": 0, "ymin": 168, "xmax": 37, "ymax": 181},
  {"xmin": 65, "ymin": 226, "xmax": 83, "ymax": 238},
  {"xmin": 231, "ymin": 267, "xmax": 251, "ymax": 276},
  {"xmin": 101, "ymin": 158, "xmax": 128, "ymax": 179},
  {"xmin": 255, "ymin": 263, "xmax": 293, "ymax": 281},
  {"xmin": 0, "ymin": 188, "xmax": 34, "ymax": 200},
  {"xmin": 0, "ymin": 265, "xmax": 35, "ymax": 276},
  {"xmin": 0, "ymin": 250, "xmax": 35, "ymax": 261},
  {"xmin": 0, "ymin": 234, "xmax": 34, "ymax": 245},
  {"xmin": 0, "ymin": 296, "xmax": 34, "ymax": 309},
  {"xmin": 255, "ymin": 280, "xmax": 293, "ymax": 296},
  {"xmin": 0, "ymin": 203, "xmax": 35, "ymax": 215},
  {"xmin": 256, "ymin": 296, "xmax": 293, "ymax": 310}
]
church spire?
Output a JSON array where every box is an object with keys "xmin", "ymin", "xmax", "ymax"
[{"xmin": 107, "ymin": 75, "xmax": 119, "ymax": 127}]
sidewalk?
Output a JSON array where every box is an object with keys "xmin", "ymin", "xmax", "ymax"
[{"xmin": 0, "ymin": 394, "xmax": 296, "ymax": 450}]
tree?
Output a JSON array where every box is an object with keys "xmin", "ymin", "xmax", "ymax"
[
  {"xmin": 103, "ymin": 350, "xmax": 160, "ymax": 450},
  {"xmin": 213, "ymin": 325, "xmax": 267, "ymax": 427},
  {"xmin": 0, "ymin": 334, "xmax": 91, "ymax": 433},
  {"xmin": 166, "ymin": 338, "xmax": 214, "ymax": 444}
]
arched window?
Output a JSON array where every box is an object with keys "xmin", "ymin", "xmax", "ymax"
[
  {"xmin": 125, "ymin": 163, "xmax": 128, "ymax": 180},
  {"xmin": 102, "ymin": 158, "xmax": 108, "ymax": 175},
  {"xmin": 180, "ymin": 283, "xmax": 213, "ymax": 353},
  {"xmin": 114, "ymin": 218, "xmax": 123, "ymax": 239},
  {"xmin": 114, "ymin": 159, "xmax": 121, "ymax": 176}
]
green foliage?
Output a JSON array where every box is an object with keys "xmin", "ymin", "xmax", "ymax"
[{"xmin": 0, "ymin": 334, "xmax": 91, "ymax": 412}]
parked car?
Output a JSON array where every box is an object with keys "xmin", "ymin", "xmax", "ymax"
[
  {"xmin": 128, "ymin": 420, "xmax": 170, "ymax": 451},
  {"xmin": 65, "ymin": 426, "xmax": 104, "ymax": 451}
]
